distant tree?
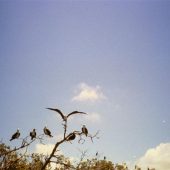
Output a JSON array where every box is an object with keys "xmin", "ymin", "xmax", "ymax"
[
  {"xmin": 76, "ymin": 159, "xmax": 114, "ymax": 170},
  {"xmin": 75, "ymin": 150, "xmax": 114, "ymax": 170}
]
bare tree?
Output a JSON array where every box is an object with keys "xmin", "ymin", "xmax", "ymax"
[
  {"xmin": 1, "ymin": 107, "xmax": 99, "ymax": 170},
  {"xmin": 41, "ymin": 107, "xmax": 99, "ymax": 170}
]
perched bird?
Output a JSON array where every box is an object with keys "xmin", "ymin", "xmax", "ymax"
[
  {"xmin": 96, "ymin": 152, "xmax": 98, "ymax": 156},
  {"xmin": 82, "ymin": 125, "xmax": 88, "ymax": 137},
  {"xmin": 66, "ymin": 133, "xmax": 76, "ymax": 141},
  {"xmin": 46, "ymin": 108, "xmax": 87, "ymax": 121},
  {"xmin": 44, "ymin": 126, "xmax": 53, "ymax": 137},
  {"xmin": 10, "ymin": 129, "xmax": 20, "ymax": 141},
  {"xmin": 104, "ymin": 156, "xmax": 106, "ymax": 160},
  {"xmin": 30, "ymin": 129, "xmax": 36, "ymax": 140}
]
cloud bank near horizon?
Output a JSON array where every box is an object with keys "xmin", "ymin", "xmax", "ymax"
[{"xmin": 136, "ymin": 143, "xmax": 170, "ymax": 170}]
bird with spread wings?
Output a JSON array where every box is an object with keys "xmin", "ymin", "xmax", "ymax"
[{"xmin": 46, "ymin": 108, "xmax": 87, "ymax": 121}]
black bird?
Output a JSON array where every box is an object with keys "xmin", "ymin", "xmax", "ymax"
[
  {"xmin": 66, "ymin": 133, "xmax": 76, "ymax": 141},
  {"xmin": 10, "ymin": 129, "xmax": 20, "ymax": 141},
  {"xmin": 46, "ymin": 108, "xmax": 87, "ymax": 121},
  {"xmin": 82, "ymin": 125, "xmax": 88, "ymax": 137},
  {"xmin": 96, "ymin": 152, "xmax": 98, "ymax": 156},
  {"xmin": 44, "ymin": 126, "xmax": 53, "ymax": 137},
  {"xmin": 104, "ymin": 156, "xmax": 106, "ymax": 160},
  {"xmin": 30, "ymin": 129, "xmax": 36, "ymax": 140}
]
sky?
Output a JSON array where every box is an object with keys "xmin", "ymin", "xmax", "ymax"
[{"xmin": 0, "ymin": 1, "xmax": 170, "ymax": 169}]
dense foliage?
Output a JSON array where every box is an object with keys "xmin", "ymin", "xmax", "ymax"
[
  {"xmin": 0, "ymin": 142, "xmax": 46, "ymax": 170},
  {"xmin": 0, "ymin": 142, "xmax": 147, "ymax": 170}
]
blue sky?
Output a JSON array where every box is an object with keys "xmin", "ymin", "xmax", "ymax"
[{"xmin": 0, "ymin": 1, "xmax": 170, "ymax": 169}]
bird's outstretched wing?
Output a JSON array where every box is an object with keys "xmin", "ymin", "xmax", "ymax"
[
  {"xmin": 46, "ymin": 108, "xmax": 65, "ymax": 120},
  {"xmin": 67, "ymin": 111, "xmax": 87, "ymax": 118}
]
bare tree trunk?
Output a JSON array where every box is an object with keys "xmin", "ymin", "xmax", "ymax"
[{"xmin": 41, "ymin": 139, "xmax": 65, "ymax": 170}]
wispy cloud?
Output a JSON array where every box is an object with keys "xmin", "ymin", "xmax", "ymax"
[
  {"xmin": 72, "ymin": 83, "xmax": 106, "ymax": 102},
  {"xmin": 85, "ymin": 112, "xmax": 101, "ymax": 123},
  {"xmin": 136, "ymin": 143, "xmax": 170, "ymax": 170},
  {"xmin": 35, "ymin": 143, "xmax": 54, "ymax": 155},
  {"xmin": 162, "ymin": 120, "xmax": 166, "ymax": 124},
  {"xmin": 35, "ymin": 143, "xmax": 62, "ymax": 155}
]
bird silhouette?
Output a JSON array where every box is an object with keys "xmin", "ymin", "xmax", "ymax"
[
  {"xmin": 44, "ymin": 126, "xmax": 53, "ymax": 137},
  {"xmin": 10, "ymin": 129, "xmax": 20, "ymax": 141},
  {"xmin": 30, "ymin": 129, "xmax": 36, "ymax": 140},
  {"xmin": 82, "ymin": 125, "xmax": 88, "ymax": 136},
  {"xmin": 66, "ymin": 133, "xmax": 76, "ymax": 141},
  {"xmin": 46, "ymin": 108, "xmax": 87, "ymax": 121}
]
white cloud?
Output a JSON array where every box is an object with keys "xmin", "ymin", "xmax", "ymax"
[
  {"xmin": 35, "ymin": 143, "xmax": 54, "ymax": 155},
  {"xmin": 85, "ymin": 112, "xmax": 101, "ymax": 123},
  {"xmin": 35, "ymin": 143, "xmax": 62, "ymax": 155},
  {"xmin": 136, "ymin": 143, "xmax": 170, "ymax": 170},
  {"xmin": 34, "ymin": 143, "xmax": 63, "ymax": 170},
  {"xmin": 72, "ymin": 83, "xmax": 106, "ymax": 102}
]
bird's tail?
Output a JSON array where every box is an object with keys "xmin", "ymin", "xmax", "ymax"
[{"xmin": 10, "ymin": 138, "xmax": 13, "ymax": 141}]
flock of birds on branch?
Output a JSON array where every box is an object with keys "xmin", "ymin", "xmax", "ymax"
[{"xmin": 10, "ymin": 107, "xmax": 88, "ymax": 142}]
